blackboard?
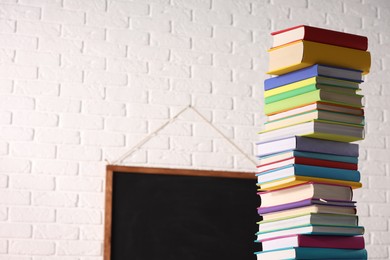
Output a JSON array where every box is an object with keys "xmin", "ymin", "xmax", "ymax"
[{"xmin": 104, "ymin": 165, "xmax": 260, "ymax": 260}]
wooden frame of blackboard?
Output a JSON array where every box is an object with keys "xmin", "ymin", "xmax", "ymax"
[{"xmin": 104, "ymin": 165, "xmax": 257, "ymax": 260}]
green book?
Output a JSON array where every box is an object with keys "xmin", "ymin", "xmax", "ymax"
[
  {"xmin": 265, "ymin": 83, "xmax": 359, "ymax": 104},
  {"xmin": 264, "ymin": 89, "xmax": 364, "ymax": 115}
]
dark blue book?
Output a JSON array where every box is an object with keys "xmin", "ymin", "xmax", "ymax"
[
  {"xmin": 264, "ymin": 64, "xmax": 363, "ymax": 91},
  {"xmin": 255, "ymin": 247, "xmax": 367, "ymax": 259}
]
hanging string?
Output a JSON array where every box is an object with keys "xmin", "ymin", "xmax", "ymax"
[{"xmin": 111, "ymin": 105, "xmax": 257, "ymax": 167}]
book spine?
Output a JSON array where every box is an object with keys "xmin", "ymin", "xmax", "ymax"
[
  {"xmin": 265, "ymin": 84, "xmax": 317, "ymax": 104},
  {"xmin": 264, "ymin": 65, "xmax": 317, "ymax": 90},
  {"xmin": 295, "ymin": 164, "xmax": 361, "ymax": 182},
  {"xmin": 298, "ymin": 235, "xmax": 365, "ymax": 249}
]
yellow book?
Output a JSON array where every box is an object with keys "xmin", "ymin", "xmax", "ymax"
[
  {"xmin": 264, "ymin": 76, "xmax": 360, "ymax": 98},
  {"xmin": 267, "ymin": 40, "xmax": 371, "ymax": 75},
  {"xmin": 257, "ymin": 176, "xmax": 362, "ymax": 191}
]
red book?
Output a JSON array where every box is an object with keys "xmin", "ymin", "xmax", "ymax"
[
  {"xmin": 261, "ymin": 235, "xmax": 365, "ymax": 251},
  {"xmin": 257, "ymin": 157, "xmax": 357, "ymax": 173},
  {"xmin": 271, "ymin": 25, "xmax": 368, "ymax": 51}
]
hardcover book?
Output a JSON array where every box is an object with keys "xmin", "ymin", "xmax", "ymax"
[
  {"xmin": 256, "ymin": 164, "xmax": 361, "ymax": 184},
  {"xmin": 256, "ymin": 135, "xmax": 359, "ymax": 157},
  {"xmin": 264, "ymin": 64, "xmax": 363, "ymax": 90},
  {"xmin": 271, "ymin": 25, "xmax": 368, "ymax": 50},
  {"xmin": 261, "ymin": 234, "xmax": 365, "ymax": 251},
  {"xmin": 267, "ymin": 40, "xmax": 371, "ymax": 75},
  {"xmin": 255, "ymin": 247, "xmax": 367, "ymax": 259}
]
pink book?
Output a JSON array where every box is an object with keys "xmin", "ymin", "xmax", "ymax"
[{"xmin": 261, "ymin": 234, "xmax": 365, "ymax": 251}]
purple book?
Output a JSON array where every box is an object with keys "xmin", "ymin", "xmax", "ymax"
[{"xmin": 258, "ymin": 198, "xmax": 356, "ymax": 214}]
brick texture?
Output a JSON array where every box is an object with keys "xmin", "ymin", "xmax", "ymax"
[{"xmin": 0, "ymin": 0, "xmax": 389, "ymax": 258}]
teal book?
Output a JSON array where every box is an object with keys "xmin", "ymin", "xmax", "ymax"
[
  {"xmin": 256, "ymin": 164, "xmax": 361, "ymax": 184},
  {"xmin": 255, "ymin": 247, "xmax": 367, "ymax": 259},
  {"xmin": 258, "ymin": 150, "xmax": 358, "ymax": 164}
]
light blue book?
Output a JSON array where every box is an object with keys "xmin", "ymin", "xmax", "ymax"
[{"xmin": 255, "ymin": 247, "xmax": 367, "ymax": 259}]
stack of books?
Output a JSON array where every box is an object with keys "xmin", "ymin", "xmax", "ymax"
[{"xmin": 255, "ymin": 25, "xmax": 371, "ymax": 259}]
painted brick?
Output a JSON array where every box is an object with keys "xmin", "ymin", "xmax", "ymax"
[
  {"xmin": 0, "ymin": 18, "xmax": 15, "ymax": 33},
  {"xmin": 105, "ymin": 117, "xmax": 148, "ymax": 133},
  {"xmin": 149, "ymin": 89, "xmax": 190, "ymax": 106},
  {"xmin": 83, "ymin": 100, "xmax": 126, "ymax": 116},
  {"xmin": 62, "ymin": 25, "xmax": 105, "ymax": 41},
  {"xmin": 83, "ymin": 40, "xmax": 126, "ymax": 57},
  {"xmin": 170, "ymin": 50, "xmax": 212, "ymax": 65},
  {"xmin": 78, "ymin": 192, "xmax": 104, "ymax": 209},
  {"xmin": 0, "ymin": 223, "xmax": 32, "ymax": 238},
  {"xmin": 0, "ymin": 190, "xmax": 30, "ymax": 205},
  {"xmin": 36, "ymin": 97, "xmax": 81, "ymax": 113},
  {"xmin": 33, "ymin": 191, "xmax": 78, "ymax": 207},
  {"xmin": 86, "ymin": 10, "xmax": 128, "ymax": 28},
  {"xmin": 80, "ymin": 226, "xmax": 103, "ymax": 240},
  {"xmin": 57, "ymin": 145, "xmax": 102, "ymax": 161},
  {"xmin": 107, "ymin": 28, "xmax": 149, "ymax": 45},
  {"xmin": 17, "ymin": 20, "xmax": 61, "ymax": 37},
  {"xmin": 0, "ymin": 110, "xmax": 11, "ymax": 124},
  {"xmin": 192, "ymin": 152, "xmax": 234, "ymax": 168},
  {"xmin": 64, "ymin": 0, "xmax": 106, "ymax": 11},
  {"xmin": 150, "ymin": 31, "xmax": 191, "ymax": 49},
  {"xmin": 57, "ymin": 241, "xmax": 102, "ymax": 256},
  {"xmin": 57, "ymin": 208, "xmax": 102, "ymax": 224},
  {"xmin": 0, "ymin": 64, "xmax": 37, "ymax": 79},
  {"xmin": 193, "ymin": 9, "xmax": 231, "ymax": 25},
  {"xmin": 35, "ymin": 128, "xmax": 80, "ymax": 144},
  {"xmin": 128, "ymin": 45, "xmax": 170, "ymax": 62},
  {"xmin": 149, "ymin": 61, "xmax": 191, "ymax": 78},
  {"xmin": 171, "ymin": 78, "xmax": 211, "ymax": 93},
  {"xmin": 15, "ymin": 50, "xmax": 60, "ymax": 67},
  {"xmin": 132, "ymin": 16, "xmax": 171, "ymax": 32},
  {"xmin": 33, "ymin": 160, "xmax": 78, "ymax": 176},
  {"xmin": 148, "ymin": 149, "xmax": 191, "ymax": 166},
  {"xmin": 61, "ymin": 54, "xmax": 106, "ymax": 70},
  {"xmin": 39, "ymin": 36, "xmax": 82, "ymax": 54},
  {"xmin": 11, "ymin": 174, "xmax": 55, "ymax": 191},
  {"xmin": 34, "ymin": 224, "xmax": 79, "ymax": 240},
  {"xmin": 0, "ymin": 157, "xmax": 31, "ymax": 173},
  {"xmin": 81, "ymin": 131, "xmax": 125, "ymax": 147},
  {"xmin": 60, "ymin": 83, "xmax": 105, "ymax": 100},
  {"xmin": 57, "ymin": 176, "xmax": 102, "ymax": 192},
  {"xmin": 78, "ymin": 161, "xmax": 105, "ymax": 177},
  {"xmin": 130, "ymin": 74, "xmax": 170, "ymax": 90},
  {"xmin": 0, "ymin": 4, "xmax": 41, "ymax": 20},
  {"xmin": 151, "ymin": 3, "xmax": 191, "ymax": 22},
  {"xmin": 108, "ymin": 1, "xmax": 149, "ymax": 16},
  {"xmin": 14, "ymin": 80, "xmax": 60, "ymax": 97},
  {"xmin": 13, "ymin": 111, "xmax": 59, "ymax": 127},
  {"xmin": 106, "ymin": 58, "xmax": 148, "ymax": 74},
  {"xmin": 9, "ymin": 240, "xmax": 55, "ymax": 255},
  {"xmin": 42, "ymin": 6, "xmax": 85, "ymax": 25},
  {"xmin": 39, "ymin": 67, "xmax": 83, "ymax": 83},
  {"xmin": 192, "ymin": 36, "xmax": 232, "ymax": 53},
  {"xmin": 60, "ymin": 114, "xmax": 104, "ymax": 130},
  {"xmin": 9, "ymin": 207, "xmax": 55, "ymax": 223},
  {"xmin": 192, "ymin": 65, "xmax": 232, "ymax": 81},
  {"xmin": 173, "ymin": 21, "xmax": 212, "ymax": 37}
]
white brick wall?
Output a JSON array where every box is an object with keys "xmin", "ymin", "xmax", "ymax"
[{"xmin": 0, "ymin": 0, "xmax": 389, "ymax": 258}]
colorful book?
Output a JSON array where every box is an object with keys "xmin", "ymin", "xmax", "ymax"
[
  {"xmin": 255, "ymin": 247, "xmax": 367, "ymax": 259},
  {"xmin": 258, "ymin": 150, "xmax": 358, "ymax": 165},
  {"xmin": 258, "ymin": 182, "xmax": 353, "ymax": 208},
  {"xmin": 256, "ymin": 135, "xmax": 359, "ymax": 157},
  {"xmin": 265, "ymin": 84, "xmax": 359, "ymax": 104},
  {"xmin": 267, "ymin": 102, "xmax": 364, "ymax": 121},
  {"xmin": 257, "ymin": 164, "xmax": 360, "ymax": 184},
  {"xmin": 257, "ymin": 120, "xmax": 364, "ymax": 143},
  {"xmin": 264, "ymin": 89, "xmax": 363, "ymax": 115},
  {"xmin": 258, "ymin": 198, "xmax": 356, "ymax": 214},
  {"xmin": 261, "ymin": 235, "xmax": 365, "ymax": 251},
  {"xmin": 264, "ymin": 65, "xmax": 363, "ymax": 90},
  {"xmin": 267, "ymin": 40, "xmax": 371, "ymax": 75},
  {"xmin": 264, "ymin": 76, "xmax": 360, "ymax": 97},
  {"xmin": 263, "ymin": 110, "xmax": 364, "ymax": 132},
  {"xmin": 271, "ymin": 25, "xmax": 368, "ymax": 50},
  {"xmin": 257, "ymin": 156, "xmax": 357, "ymax": 172},
  {"xmin": 260, "ymin": 204, "xmax": 357, "ymax": 222},
  {"xmin": 257, "ymin": 176, "xmax": 362, "ymax": 191},
  {"xmin": 258, "ymin": 213, "xmax": 359, "ymax": 233}
]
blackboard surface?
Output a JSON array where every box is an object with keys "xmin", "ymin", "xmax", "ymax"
[{"xmin": 105, "ymin": 166, "xmax": 260, "ymax": 260}]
